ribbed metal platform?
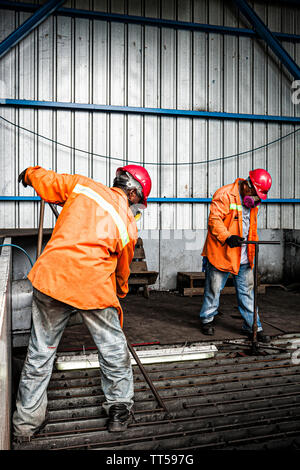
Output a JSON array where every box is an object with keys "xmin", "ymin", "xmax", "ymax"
[{"xmin": 13, "ymin": 334, "xmax": 300, "ymax": 451}]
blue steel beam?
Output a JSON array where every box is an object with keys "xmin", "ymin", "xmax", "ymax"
[
  {"xmin": 233, "ymin": 0, "xmax": 300, "ymax": 80},
  {"xmin": 0, "ymin": 0, "xmax": 65, "ymax": 59},
  {"xmin": 1, "ymin": 98, "xmax": 300, "ymax": 124},
  {"xmin": 1, "ymin": 196, "xmax": 300, "ymax": 203},
  {"xmin": 0, "ymin": 1, "xmax": 300, "ymax": 42}
]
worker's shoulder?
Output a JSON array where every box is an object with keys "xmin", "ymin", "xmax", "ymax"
[
  {"xmin": 75, "ymin": 174, "xmax": 111, "ymax": 195},
  {"xmin": 74, "ymin": 175, "xmax": 128, "ymax": 209},
  {"xmin": 213, "ymin": 182, "xmax": 236, "ymax": 200}
]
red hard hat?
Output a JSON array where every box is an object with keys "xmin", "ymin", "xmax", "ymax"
[
  {"xmin": 117, "ymin": 165, "xmax": 152, "ymax": 207},
  {"xmin": 249, "ymin": 169, "xmax": 272, "ymax": 200}
]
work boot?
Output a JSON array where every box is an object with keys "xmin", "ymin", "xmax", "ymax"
[
  {"xmin": 256, "ymin": 331, "xmax": 271, "ymax": 343},
  {"xmin": 13, "ymin": 412, "xmax": 49, "ymax": 444},
  {"xmin": 201, "ymin": 322, "xmax": 215, "ymax": 336},
  {"xmin": 243, "ymin": 330, "xmax": 271, "ymax": 344},
  {"xmin": 107, "ymin": 404, "xmax": 132, "ymax": 432}
]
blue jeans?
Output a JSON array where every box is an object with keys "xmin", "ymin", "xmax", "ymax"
[
  {"xmin": 199, "ymin": 260, "xmax": 262, "ymax": 333},
  {"xmin": 13, "ymin": 288, "xmax": 134, "ymax": 437}
]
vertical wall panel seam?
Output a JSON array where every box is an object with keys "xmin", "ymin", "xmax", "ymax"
[
  {"xmin": 190, "ymin": 15, "xmax": 194, "ymax": 229},
  {"xmin": 71, "ymin": 15, "xmax": 75, "ymax": 174},
  {"xmin": 125, "ymin": 20, "xmax": 128, "ymax": 166},
  {"xmin": 107, "ymin": 20, "xmax": 111, "ymax": 185},
  {"xmin": 89, "ymin": 15, "xmax": 93, "ymax": 179},
  {"xmin": 15, "ymin": 9, "xmax": 19, "ymax": 227}
]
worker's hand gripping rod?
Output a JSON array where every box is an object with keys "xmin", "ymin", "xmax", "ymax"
[
  {"xmin": 240, "ymin": 240, "xmax": 280, "ymax": 353},
  {"xmin": 41, "ymin": 201, "xmax": 169, "ymax": 414}
]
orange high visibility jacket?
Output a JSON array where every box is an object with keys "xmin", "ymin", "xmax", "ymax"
[
  {"xmin": 202, "ymin": 178, "xmax": 259, "ymax": 275},
  {"xmin": 24, "ymin": 166, "xmax": 138, "ymax": 327}
]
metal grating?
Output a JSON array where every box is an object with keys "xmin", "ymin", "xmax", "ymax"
[{"xmin": 13, "ymin": 335, "xmax": 300, "ymax": 450}]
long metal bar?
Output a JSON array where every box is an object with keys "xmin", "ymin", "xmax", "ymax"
[
  {"xmin": 241, "ymin": 241, "xmax": 281, "ymax": 244},
  {"xmin": 127, "ymin": 341, "xmax": 169, "ymax": 414},
  {"xmin": 0, "ymin": 1, "xmax": 300, "ymax": 42},
  {"xmin": 48, "ymin": 203, "xmax": 60, "ymax": 219},
  {"xmin": 1, "ymin": 98, "xmax": 300, "ymax": 123},
  {"xmin": 0, "ymin": 0, "xmax": 65, "ymax": 59},
  {"xmin": 37, "ymin": 199, "xmax": 45, "ymax": 258},
  {"xmin": 2, "ymin": 196, "xmax": 300, "ymax": 203},
  {"xmin": 233, "ymin": 0, "xmax": 300, "ymax": 80},
  {"xmin": 241, "ymin": 240, "xmax": 281, "ymax": 353}
]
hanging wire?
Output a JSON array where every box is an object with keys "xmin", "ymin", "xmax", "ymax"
[
  {"xmin": 0, "ymin": 244, "xmax": 34, "ymax": 267},
  {"xmin": 0, "ymin": 114, "xmax": 299, "ymax": 166}
]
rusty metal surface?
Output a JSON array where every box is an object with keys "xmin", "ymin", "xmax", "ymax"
[{"xmin": 12, "ymin": 335, "xmax": 300, "ymax": 450}]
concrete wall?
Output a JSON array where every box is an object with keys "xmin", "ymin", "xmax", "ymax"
[{"xmin": 0, "ymin": 239, "xmax": 12, "ymax": 450}]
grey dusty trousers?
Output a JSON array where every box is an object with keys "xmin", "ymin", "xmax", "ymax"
[{"xmin": 13, "ymin": 287, "xmax": 134, "ymax": 437}]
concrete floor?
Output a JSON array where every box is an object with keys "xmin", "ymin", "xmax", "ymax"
[{"xmin": 57, "ymin": 286, "xmax": 300, "ymax": 351}]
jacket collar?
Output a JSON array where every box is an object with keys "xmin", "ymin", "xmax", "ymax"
[
  {"xmin": 229, "ymin": 178, "xmax": 244, "ymax": 196},
  {"xmin": 111, "ymin": 186, "xmax": 130, "ymax": 205}
]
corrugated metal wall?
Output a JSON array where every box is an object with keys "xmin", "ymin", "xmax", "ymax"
[{"xmin": 0, "ymin": 0, "xmax": 299, "ymax": 230}]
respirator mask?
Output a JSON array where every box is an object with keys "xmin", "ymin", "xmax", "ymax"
[
  {"xmin": 130, "ymin": 204, "xmax": 142, "ymax": 221},
  {"xmin": 242, "ymin": 178, "xmax": 261, "ymax": 208}
]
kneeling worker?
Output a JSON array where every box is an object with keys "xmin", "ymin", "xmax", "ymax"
[
  {"xmin": 199, "ymin": 169, "xmax": 272, "ymax": 342},
  {"xmin": 13, "ymin": 164, "xmax": 151, "ymax": 442}
]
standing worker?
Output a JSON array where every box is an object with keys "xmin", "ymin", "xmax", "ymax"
[
  {"xmin": 199, "ymin": 169, "xmax": 272, "ymax": 342},
  {"xmin": 13, "ymin": 164, "xmax": 152, "ymax": 442}
]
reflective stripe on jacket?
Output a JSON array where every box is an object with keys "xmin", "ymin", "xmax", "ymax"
[
  {"xmin": 201, "ymin": 178, "xmax": 258, "ymax": 275},
  {"xmin": 25, "ymin": 166, "xmax": 138, "ymax": 327}
]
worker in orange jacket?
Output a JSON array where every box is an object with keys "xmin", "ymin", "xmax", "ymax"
[
  {"xmin": 13, "ymin": 164, "xmax": 152, "ymax": 443},
  {"xmin": 200, "ymin": 169, "xmax": 272, "ymax": 342}
]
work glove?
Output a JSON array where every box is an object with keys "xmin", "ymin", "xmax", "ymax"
[
  {"xmin": 18, "ymin": 168, "xmax": 29, "ymax": 187},
  {"xmin": 225, "ymin": 235, "xmax": 244, "ymax": 248}
]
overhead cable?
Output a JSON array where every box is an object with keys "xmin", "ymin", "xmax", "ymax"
[{"xmin": 0, "ymin": 114, "xmax": 299, "ymax": 167}]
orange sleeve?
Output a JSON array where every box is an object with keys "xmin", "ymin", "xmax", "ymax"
[
  {"xmin": 208, "ymin": 192, "xmax": 232, "ymax": 245},
  {"xmin": 115, "ymin": 240, "xmax": 136, "ymax": 298},
  {"xmin": 25, "ymin": 166, "xmax": 78, "ymax": 204}
]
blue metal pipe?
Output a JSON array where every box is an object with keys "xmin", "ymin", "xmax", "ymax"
[
  {"xmin": 1, "ymin": 196, "xmax": 300, "ymax": 203},
  {"xmin": 1, "ymin": 98, "xmax": 300, "ymax": 124},
  {"xmin": 233, "ymin": 0, "xmax": 300, "ymax": 80},
  {"xmin": 0, "ymin": 1, "xmax": 299, "ymax": 42},
  {"xmin": 0, "ymin": 0, "xmax": 65, "ymax": 59}
]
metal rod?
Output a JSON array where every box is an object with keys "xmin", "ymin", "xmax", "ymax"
[
  {"xmin": 253, "ymin": 243, "xmax": 259, "ymax": 347},
  {"xmin": 2, "ymin": 196, "xmax": 300, "ymax": 204},
  {"xmin": 1, "ymin": 98, "xmax": 300, "ymax": 123},
  {"xmin": 127, "ymin": 341, "xmax": 169, "ymax": 414},
  {"xmin": 233, "ymin": 0, "xmax": 300, "ymax": 80},
  {"xmin": 37, "ymin": 199, "xmax": 45, "ymax": 258},
  {"xmin": 48, "ymin": 202, "xmax": 60, "ymax": 219},
  {"xmin": 1, "ymin": 2, "xmax": 300, "ymax": 42},
  {"xmin": 0, "ymin": 0, "xmax": 66, "ymax": 59},
  {"xmin": 241, "ymin": 241, "xmax": 281, "ymax": 244},
  {"xmin": 240, "ymin": 240, "xmax": 281, "ymax": 354}
]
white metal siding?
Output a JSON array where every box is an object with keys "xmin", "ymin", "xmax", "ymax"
[{"xmin": 0, "ymin": 0, "xmax": 299, "ymax": 229}]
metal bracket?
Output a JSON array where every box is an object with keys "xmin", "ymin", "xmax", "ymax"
[
  {"xmin": 0, "ymin": 0, "xmax": 66, "ymax": 59},
  {"xmin": 233, "ymin": 0, "xmax": 300, "ymax": 80}
]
